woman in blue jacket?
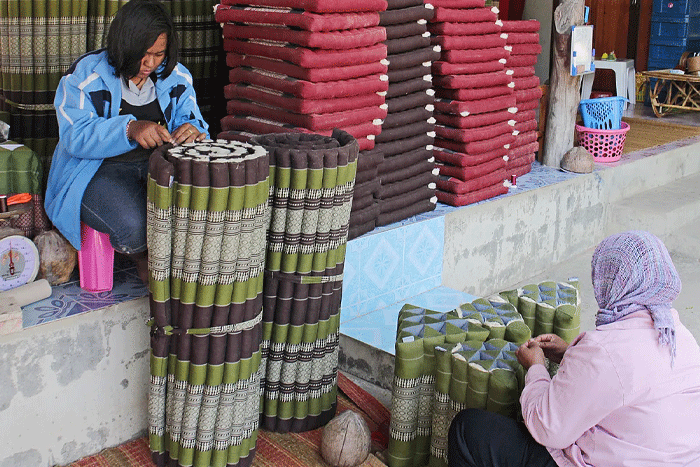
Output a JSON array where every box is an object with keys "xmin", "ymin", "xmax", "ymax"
[{"xmin": 45, "ymin": 0, "xmax": 209, "ymax": 281}]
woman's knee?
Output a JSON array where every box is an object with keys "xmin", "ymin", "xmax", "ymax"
[{"xmin": 109, "ymin": 215, "xmax": 147, "ymax": 254}]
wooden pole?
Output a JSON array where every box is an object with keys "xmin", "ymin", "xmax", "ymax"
[{"xmin": 542, "ymin": 0, "xmax": 585, "ymax": 167}]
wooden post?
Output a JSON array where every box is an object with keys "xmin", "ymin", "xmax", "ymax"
[{"xmin": 542, "ymin": 0, "xmax": 585, "ymax": 168}]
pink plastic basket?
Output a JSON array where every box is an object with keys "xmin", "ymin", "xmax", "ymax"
[{"xmin": 575, "ymin": 121, "xmax": 630, "ymax": 163}]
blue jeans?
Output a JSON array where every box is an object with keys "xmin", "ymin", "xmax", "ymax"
[{"xmin": 81, "ymin": 159, "xmax": 149, "ymax": 254}]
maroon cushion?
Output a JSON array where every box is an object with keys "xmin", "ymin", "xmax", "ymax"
[
  {"xmin": 374, "ymin": 133, "xmax": 434, "ymax": 157},
  {"xmin": 386, "ymin": 76, "xmax": 433, "ymax": 98},
  {"xmin": 229, "ymin": 67, "xmax": 388, "ymax": 99},
  {"xmin": 428, "ymin": 0, "xmax": 487, "ymax": 7},
  {"xmin": 377, "ymin": 197, "xmax": 436, "ymax": 226},
  {"xmin": 435, "ymin": 121, "xmax": 513, "ymax": 143},
  {"xmin": 386, "ymin": 35, "xmax": 432, "ymax": 55},
  {"xmin": 512, "ymin": 76, "xmax": 541, "ymax": 90},
  {"xmin": 504, "ymin": 32, "xmax": 540, "ymax": 44},
  {"xmin": 510, "ymin": 109, "xmax": 537, "ymax": 123},
  {"xmin": 507, "ymin": 66, "xmax": 536, "ymax": 78},
  {"xmin": 225, "ymin": 84, "xmax": 385, "ymax": 113},
  {"xmin": 214, "ymin": 5, "xmax": 380, "ymax": 31},
  {"xmin": 226, "ymin": 53, "xmax": 388, "ymax": 82},
  {"xmin": 377, "ymin": 169, "xmax": 436, "ymax": 199},
  {"xmin": 383, "ymin": 106, "xmax": 434, "ymax": 129},
  {"xmin": 387, "ymin": 45, "xmax": 442, "ymax": 70},
  {"xmin": 379, "ymin": 5, "xmax": 434, "ymax": 25},
  {"xmin": 223, "ymin": 39, "xmax": 388, "ymax": 68},
  {"xmin": 376, "ymin": 120, "xmax": 435, "ymax": 143},
  {"xmin": 220, "ymin": 0, "xmax": 388, "ymax": 14},
  {"xmin": 436, "ymin": 181, "xmax": 508, "ymax": 206},
  {"xmin": 433, "ymin": 6, "xmax": 498, "ymax": 23},
  {"xmin": 515, "ymin": 98, "xmax": 540, "ymax": 112},
  {"xmin": 514, "ymin": 86, "xmax": 543, "ymax": 103},
  {"xmin": 434, "ymin": 146, "xmax": 508, "ymax": 167},
  {"xmin": 222, "ymin": 24, "xmax": 386, "ymax": 49},
  {"xmin": 379, "ymin": 184, "xmax": 436, "ymax": 213},
  {"xmin": 385, "ymin": 21, "xmax": 428, "ymax": 39},
  {"xmin": 513, "ymin": 118, "xmax": 538, "ymax": 133},
  {"xmin": 387, "ymin": 63, "xmax": 432, "ymax": 82},
  {"xmin": 432, "ymin": 33, "xmax": 507, "ymax": 50},
  {"xmin": 505, "ymin": 54, "xmax": 538, "ymax": 67},
  {"xmin": 378, "ymin": 146, "xmax": 433, "ymax": 174},
  {"xmin": 432, "ymin": 60, "xmax": 504, "ymax": 76},
  {"xmin": 433, "ymin": 71, "xmax": 512, "ymax": 90},
  {"xmin": 508, "ymin": 162, "xmax": 534, "ymax": 179},
  {"xmin": 428, "ymin": 21, "xmax": 501, "ymax": 36},
  {"xmin": 509, "ymin": 43, "xmax": 543, "ymax": 55},
  {"xmin": 435, "ymin": 132, "xmax": 515, "ymax": 155},
  {"xmin": 511, "ymin": 130, "xmax": 538, "ymax": 148},
  {"xmin": 385, "ymin": 90, "xmax": 435, "ymax": 113},
  {"xmin": 509, "ymin": 141, "xmax": 539, "ymax": 158},
  {"xmin": 506, "ymin": 153, "xmax": 536, "ymax": 172},
  {"xmin": 435, "ymin": 85, "xmax": 513, "ymax": 102},
  {"xmin": 436, "ymin": 168, "xmax": 506, "ymax": 194},
  {"xmin": 436, "ymin": 156, "xmax": 505, "ymax": 181},
  {"xmin": 434, "ymin": 95, "xmax": 516, "ymax": 116},
  {"xmin": 434, "ymin": 108, "xmax": 515, "ymax": 129},
  {"xmin": 440, "ymin": 46, "xmax": 509, "ymax": 64},
  {"xmin": 501, "ymin": 19, "xmax": 541, "ymax": 33}
]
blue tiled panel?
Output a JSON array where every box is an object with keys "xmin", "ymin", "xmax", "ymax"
[{"xmin": 340, "ymin": 286, "xmax": 479, "ymax": 354}]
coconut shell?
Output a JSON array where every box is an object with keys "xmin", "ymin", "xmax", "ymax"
[
  {"xmin": 561, "ymin": 146, "xmax": 594, "ymax": 173},
  {"xmin": 34, "ymin": 229, "xmax": 77, "ymax": 285},
  {"xmin": 321, "ymin": 410, "xmax": 371, "ymax": 467}
]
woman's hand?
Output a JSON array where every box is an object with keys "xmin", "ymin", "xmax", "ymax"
[
  {"xmin": 172, "ymin": 123, "xmax": 205, "ymax": 145},
  {"xmin": 532, "ymin": 334, "xmax": 569, "ymax": 364},
  {"xmin": 516, "ymin": 340, "xmax": 546, "ymax": 370},
  {"xmin": 128, "ymin": 120, "xmax": 175, "ymax": 148}
]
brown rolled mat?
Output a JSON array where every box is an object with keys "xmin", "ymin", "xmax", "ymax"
[
  {"xmin": 226, "ymin": 53, "xmax": 388, "ymax": 82},
  {"xmin": 509, "ymin": 141, "xmax": 539, "ymax": 159},
  {"xmin": 514, "ymin": 119, "xmax": 538, "ymax": 133},
  {"xmin": 515, "ymin": 99, "xmax": 540, "ymax": 112},
  {"xmin": 514, "ymin": 86, "xmax": 544, "ymax": 103},
  {"xmin": 228, "ymin": 67, "xmax": 389, "ymax": 99},
  {"xmin": 434, "ymin": 95, "xmax": 516, "ymax": 116},
  {"xmin": 377, "ymin": 170, "xmax": 436, "ymax": 199},
  {"xmin": 386, "ymin": 76, "xmax": 433, "ymax": 98},
  {"xmin": 432, "ymin": 33, "xmax": 507, "ymax": 51},
  {"xmin": 440, "ymin": 46, "xmax": 509, "ymax": 64},
  {"xmin": 385, "ymin": 21, "xmax": 428, "ymax": 40},
  {"xmin": 436, "ymin": 180, "xmax": 508, "ymax": 206},
  {"xmin": 380, "ymin": 4, "xmax": 435, "ymax": 25},
  {"xmin": 505, "ymin": 54, "xmax": 538, "ymax": 67},
  {"xmin": 385, "ymin": 90, "xmax": 435, "ymax": 113},
  {"xmin": 433, "ymin": 6, "xmax": 497, "ymax": 23},
  {"xmin": 220, "ymin": 0, "xmax": 388, "ymax": 13},
  {"xmin": 434, "ymin": 146, "xmax": 508, "ymax": 167},
  {"xmin": 348, "ymin": 217, "xmax": 376, "ymax": 240},
  {"xmin": 434, "ymin": 108, "xmax": 515, "ymax": 129},
  {"xmin": 374, "ymin": 133, "xmax": 434, "ymax": 157},
  {"xmin": 432, "ymin": 60, "xmax": 504, "ymax": 76},
  {"xmin": 356, "ymin": 166, "xmax": 379, "ymax": 184},
  {"xmin": 358, "ymin": 148, "xmax": 385, "ymax": 171},
  {"xmin": 383, "ymin": 106, "xmax": 434, "ymax": 129},
  {"xmin": 225, "ymin": 99, "xmax": 387, "ymax": 131},
  {"xmin": 435, "ymin": 121, "xmax": 514, "ymax": 144},
  {"xmin": 510, "ymin": 109, "xmax": 537, "ymax": 123},
  {"xmin": 222, "ymin": 24, "xmax": 387, "ymax": 49},
  {"xmin": 378, "ymin": 184, "xmax": 436, "ymax": 213},
  {"xmin": 377, "ymin": 196, "xmax": 436, "ymax": 226},
  {"xmin": 354, "ymin": 178, "xmax": 382, "ymax": 198},
  {"xmin": 512, "ymin": 76, "xmax": 541, "ymax": 91},
  {"xmin": 509, "ymin": 66, "xmax": 537, "ymax": 78},
  {"xmin": 435, "ymin": 85, "xmax": 514, "ymax": 102},
  {"xmin": 351, "ymin": 191, "xmax": 377, "ymax": 212},
  {"xmin": 504, "ymin": 32, "xmax": 540, "ymax": 44},
  {"xmin": 433, "ymin": 71, "xmax": 512, "ymax": 90},
  {"xmin": 436, "ymin": 155, "xmax": 506, "ymax": 182},
  {"xmin": 378, "ymin": 146, "xmax": 433, "ymax": 174},
  {"xmin": 214, "ymin": 5, "xmax": 380, "ymax": 31},
  {"xmin": 428, "ymin": 21, "xmax": 501, "ymax": 36},
  {"xmin": 387, "ymin": 0, "xmax": 427, "ymax": 9},
  {"xmin": 511, "ymin": 130, "xmax": 538, "ymax": 148},
  {"xmin": 379, "ymin": 158, "xmax": 436, "ymax": 185},
  {"xmin": 436, "ymin": 168, "xmax": 507, "ymax": 195},
  {"xmin": 349, "ymin": 201, "xmax": 381, "ymax": 225},
  {"xmin": 509, "ymin": 43, "xmax": 543, "ymax": 55},
  {"xmin": 225, "ymin": 84, "xmax": 386, "ymax": 114},
  {"xmin": 501, "ymin": 19, "xmax": 541, "ymax": 33},
  {"xmin": 386, "ymin": 35, "xmax": 432, "ymax": 55},
  {"xmin": 375, "ymin": 120, "xmax": 434, "ymax": 143},
  {"xmin": 435, "ymin": 132, "xmax": 515, "ymax": 155},
  {"xmin": 387, "ymin": 45, "xmax": 442, "ymax": 70},
  {"xmin": 387, "ymin": 63, "xmax": 432, "ymax": 82}
]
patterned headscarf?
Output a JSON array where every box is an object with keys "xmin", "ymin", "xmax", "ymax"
[{"xmin": 591, "ymin": 231, "xmax": 681, "ymax": 363}]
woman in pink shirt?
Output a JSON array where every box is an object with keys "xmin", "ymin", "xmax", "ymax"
[{"xmin": 448, "ymin": 231, "xmax": 700, "ymax": 467}]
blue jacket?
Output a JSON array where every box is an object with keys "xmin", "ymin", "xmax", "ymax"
[{"xmin": 45, "ymin": 49, "xmax": 209, "ymax": 249}]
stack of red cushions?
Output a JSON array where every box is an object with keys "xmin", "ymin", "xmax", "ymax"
[
  {"xmin": 502, "ymin": 19, "xmax": 542, "ymax": 178},
  {"xmin": 214, "ymin": 0, "xmax": 390, "ymax": 150},
  {"xmin": 428, "ymin": 0, "xmax": 514, "ymax": 206}
]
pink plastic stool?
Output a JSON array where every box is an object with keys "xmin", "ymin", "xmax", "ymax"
[{"xmin": 78, "ymin": 223, "xmax": 114, "ymax": 292}]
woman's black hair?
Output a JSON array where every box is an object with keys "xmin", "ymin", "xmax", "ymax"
[{"xmin": 106, "ymin": 0, "xmax": 179, "ymax": 80}]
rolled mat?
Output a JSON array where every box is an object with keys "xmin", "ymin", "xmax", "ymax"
[
  {"xmin": 250, "ymin": 130, "xmax": 359, "ymax": 433},
  {"xmin": 147, "ymin": 139, "xmax": 270, "ymax": 467}
]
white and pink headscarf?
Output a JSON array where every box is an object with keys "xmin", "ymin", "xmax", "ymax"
[{"xmin": 592, "ymin": 231, "xmax": 681, "ymax": 363}]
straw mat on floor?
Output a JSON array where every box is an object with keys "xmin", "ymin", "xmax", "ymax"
[
  {"xmin": 65, "ymin": 372, "xmax": 390, "ymax": 467},
  {"xmin": 621, "ymin": 117, "xmax": 700, "ymax": 154}
]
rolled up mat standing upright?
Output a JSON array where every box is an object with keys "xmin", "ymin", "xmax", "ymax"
[{"xmin": 147, "ymin": 140, "xmax": 270, "ymax": 467}]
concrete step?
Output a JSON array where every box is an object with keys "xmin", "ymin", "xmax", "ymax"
[{"xmin": 608, "ymin": 172, "xmax": 700, "ymax": 255}]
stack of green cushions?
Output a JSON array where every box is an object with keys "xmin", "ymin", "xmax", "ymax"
[
  {"xmin": 388, "ymin": 297, "xmax": 531, "ymax": 467},
  {"xmin": 499, "ymin": 279, "xmax": 581, "ymax": 343}
]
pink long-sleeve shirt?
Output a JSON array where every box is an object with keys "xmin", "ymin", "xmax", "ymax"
[{"xmin": 520, "ymin": 309, "xmax": 700, "ymax": 467}]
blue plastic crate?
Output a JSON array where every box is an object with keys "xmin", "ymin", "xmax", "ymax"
[
  {"xmin": 653, "ymin": 0, "xmax": 700, "ymax": 16},
  {"xmin": 579, "ymin": 96, "xmax": 627, "ymax": 130}
]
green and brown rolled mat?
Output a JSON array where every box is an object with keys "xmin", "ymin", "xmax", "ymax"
[
  {"xmin": 147, "ymin": 139, "xmax": 270, "ymax": 467},
  {"xmin": 251, "ymin": 130, "xmax": 359, "ymax": 433}
]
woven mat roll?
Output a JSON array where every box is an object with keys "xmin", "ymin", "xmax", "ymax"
[
  {"xmin": 147, "ymin": 139, "xmax": 270, "ymax": 467},
  {"xmin": 251, "ymin": 129, "xmax": 359, "ymax": 433}
]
